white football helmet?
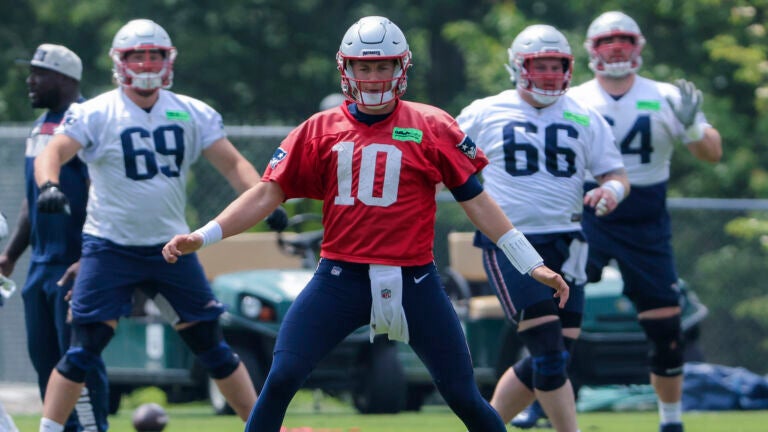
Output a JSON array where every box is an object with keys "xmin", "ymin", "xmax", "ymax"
[
  {"xmin": 507, "ymin": 24, "xmax": 574, "ymax": 106},
  {"xmin": 585, "ymin": 11, "xmax": 645, "ymax": 77},
  {"xmin": 336, "ymin": 16, "xmax": 412, "ymax": 109},
  {"xmin": 110, "ymin": 19, "xmax": 177, "ymax": 90}
]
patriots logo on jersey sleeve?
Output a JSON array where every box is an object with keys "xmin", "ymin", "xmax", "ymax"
[
  {"xmin": 62, "ymin": 111, "xmax": 77, "ymax": 127},
  {"xmin": 269, "ymin": 148, "xmax": 288, "ymax": 169},
  {"xmin": 456, "ymin": 136, "xmax": 477, "ymax": 159}
]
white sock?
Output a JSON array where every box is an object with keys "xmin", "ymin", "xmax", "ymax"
[
  {"xmin": 658, "ymin": 400, "xmax": 682, "ymax": 424},
  {"xmin": 40, "ymin": 417, "xmax": 65, "ymax": 432},
  {"xmin": 0, "ymin": 403, "xmax": 19, "ymax": 432}
]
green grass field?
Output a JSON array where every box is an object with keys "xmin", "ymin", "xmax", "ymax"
[{"xmin": 11, "ymin": 389, "xmax": 768, "ymax": 432}]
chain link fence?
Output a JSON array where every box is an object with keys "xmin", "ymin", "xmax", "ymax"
[{"xmin": 0, "ymin": 125, "xmax": 765, "ymax": 383}]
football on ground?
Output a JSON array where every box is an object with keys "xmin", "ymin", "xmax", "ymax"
[{"xmin": 131, "ymin": 403, "xmax": 168, "ymax": 432}]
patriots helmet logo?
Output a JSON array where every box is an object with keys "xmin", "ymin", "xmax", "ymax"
[
  {"xmin": 456, "ymin": 136, "xmax": 477, "ymax": 159},
  {"xmin": 269, "ymin": 148, "xmax": 288, "ymax": 169}
]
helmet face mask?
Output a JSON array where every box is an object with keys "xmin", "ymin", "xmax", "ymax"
[
  {"xmin": 507, "ymin": 25, "xmax": 573, "ymax": 106},
  {"xmin": 585, "ymin": 11, "xmax": 645, "ymax": 77},
  {"xmin": 336, "ymin": 16, "xmax": 412, "ymax": 109},
  {"xmin": 110, "ymin": 19, "xmax": 177, "ymax": 91}
]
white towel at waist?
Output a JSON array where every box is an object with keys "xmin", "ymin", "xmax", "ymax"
[
  {"xmin": 561, "ymin": 237, "xmax": 588, "ymax": 286},
  {"xmin": 369, "ymin": 264, "xmax": 410, "ymax": 344}
]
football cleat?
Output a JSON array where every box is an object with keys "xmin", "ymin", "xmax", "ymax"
[{"xmin": 511, "ymin": 400, "xmax": 550, "ymax": 429}]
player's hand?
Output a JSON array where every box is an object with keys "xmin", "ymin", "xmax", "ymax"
[
  {"xmin": 0, "ymin": 255, "xmax": 15, "ymax": 278},
  {"xmin": 667, "ymin": 79, "xmax": 702, "ymax": 129},
  {"xmin": 57, "ymin": 261, "xmax": 80, "ymax": 287},
  {"xmin": 265, "ymin": 206, "xmax": 289, "ymax": 232},
  {"xmin": 584, "ymin": 186, "xmax": 619, "ymax": 217},
  {"xmin": 0, "ymin": 212, "xmax": 8, "ymax": 240},
  {"xmin": 531, "ymin": 265, "xmax": 569, "ymax": 308},
  {"xmin": 162, "ymin": 233, "xmax": 204, "ymax": 264},
  {"xmin": 37, "ymin": 181, "xmax": 71, "ymax": 215}
]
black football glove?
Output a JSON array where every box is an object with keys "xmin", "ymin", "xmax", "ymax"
[
  {"xmin": 37, "ymin": 181, "xmax": 70, "ymax": 215},
  {"xmin": 265, "ymin": 206, "xmax": 289, "ymax": 232}
]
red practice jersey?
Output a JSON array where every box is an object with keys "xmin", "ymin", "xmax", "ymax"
[{"xmin": 263, "ymin": 101, "xmax": 488, "ymax": 266}]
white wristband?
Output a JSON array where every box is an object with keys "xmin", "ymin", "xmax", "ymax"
[
  {"xmin": 601, "ymin": 179, "xmax": 626, "ymax": 204},
  {"xmin": 685, "ymin": 123, "xmax": 706, "ymax": 142},
  {"xmin": 193, "ymin": 220, "xmax": 222, "ymax": 248},
  {"xmin": 496, "ymin": 228, "xmax": 544, "ymax": 275}
]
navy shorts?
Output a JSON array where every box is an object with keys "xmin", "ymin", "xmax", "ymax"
[
  {"xmin": 276, "ymin": 259, "xmax": 475, "ymax": 379},
  {"xmin": 582, "ymin": 182, "xmax": 680, "ymax": 312},
  {"xmin": 71, "ymin": 234, "xmax": 224, "ymax": 324},
  {"xmin": 480, "ymin": 232, "xmax": 586, "ymax": 324}
]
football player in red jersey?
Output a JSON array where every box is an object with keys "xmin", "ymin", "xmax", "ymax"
[{"xmin": 163, "ymin": 16, "xmax": 569, "ymax": 432}]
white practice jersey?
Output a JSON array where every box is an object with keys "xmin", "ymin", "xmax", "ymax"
[
  {"xmin": 569, "ymin": 76, "xmax": 711, "ymax": 186},
  {"xmin": 457, "ymin": 90, "xmax": 623, "ymax": 234},
  {"xmin": 57, "ymin": 88, "xmax": 225, "ymax": 246}
]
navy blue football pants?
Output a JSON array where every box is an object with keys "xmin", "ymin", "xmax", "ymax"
[
  {"xmin": 245, "ymin": 259, "xmax": 505, "ymax": 432},
  {"xmin": 23, "ymin": 262, "xmax": 109, "ymax": 432}
]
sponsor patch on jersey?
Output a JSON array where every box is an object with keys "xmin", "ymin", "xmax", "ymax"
[
  {"xmin": 392, "ymin": 127, "xmax": 423, "ymax": 143},
  {"xmin": 269, "ymin": 148, "xmax": 288, "ymax": 169},
  {"xmin": 563, "ymin": 111, "xmax": 590, "ymax": 126},
  {"xmin": 456, "ymin": 136, "xmax": 477, "ymax": 159},
  {"xmin": 166, "ymin": 110, "xmax": 191, "ymax": 121},
  {"xmin": 636, "ymin": 100, "xmax": 661, "ymax": 111},
  {"xmin": 62, "ymin": 111, "xmax": 77, "ymax": 126}
]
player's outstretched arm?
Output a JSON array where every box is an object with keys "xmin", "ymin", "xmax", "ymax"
[
  {"xmin": 458, "ymin": 191, "xmax": 570, "ymax": 307},
  {"xmin": 203, "ymin": 137, "xmax": 262, "ymax": 194},
  {"xmin": 163, "ymin": 181, "xmax": 286, "ymax": 263},
  {"xmin": 666, "ymin": 79, "xmax": 722, "ymax": 162},
  {"xmin": 33, "ymin": 135, "xmax": 82, "ymax": 188}
]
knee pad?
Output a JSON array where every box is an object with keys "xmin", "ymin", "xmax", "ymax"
[
  {"xmin": 639, "ymin": 315, "xmax": 684, "ymax": 377},
  {"xmin": 518, "ymin": 320, "xmax": 569, "ymax": 391},
  {"xmin": 563, "ymin": 336, "xmax": 577, "ymax": 357},
  {"xmin": 178, "ymin": 320, "xmax": 240, "ymax": 379},
  {"xmin": 512, "ymin": 357, "xmax": 534, "ymax": 391},
  {"xmin": 56, "ymin": 322, "xmax": 114, "ymax": 383}
]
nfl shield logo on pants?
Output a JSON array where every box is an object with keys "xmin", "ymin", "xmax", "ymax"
[{"xmin": 381, "ymin": 288, "xmax": 392, "ymax": 299}]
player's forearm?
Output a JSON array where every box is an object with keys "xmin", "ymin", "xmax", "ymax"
[
  {"xmin": 458, "ymin": 191, "xmax": 515, "ymax": 242},
  {"xmin": 3, "ymin": 200, "xmax": 31, "ymax": 262},
  {"xmin": 689, "ymin": 127, "xmax": 722, "ymax": 163},
  {"xmin": 34, "ymin": 139, "xmax": 81, "ymax": 187},
  {"xmin": 214, "ymin": 181, "xmax": 285, "ymax": 239},
  {"xmin": 224, "ymin": 159, "xmax": 262, "ymax": 194},
  {"xmin": 34, "ymin": 149, "xmax": 63, "ymax": 186},
  {"xmin": 595, "ymin": 168, "xmax": 630, "ymax": 199}
]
